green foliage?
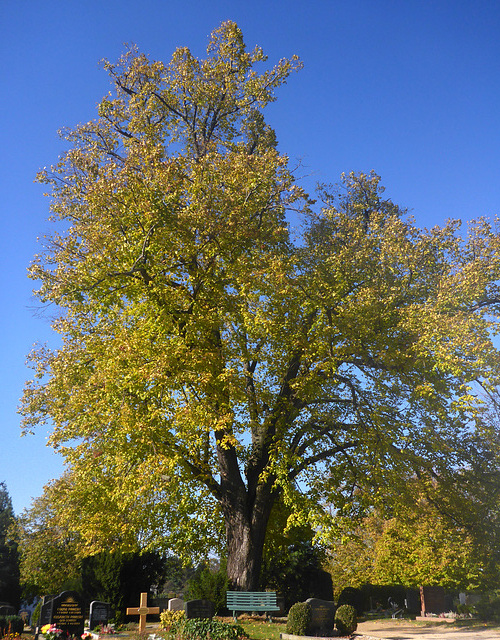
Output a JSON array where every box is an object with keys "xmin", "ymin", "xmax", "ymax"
[
  {"xmin": 327, "ymin": 479, "xmax": 500, "ymax": 595},
  {"xmin": 285, "ymin": 602, "xmax": 311, "ymax": 636},
  {"xmin": 169, "ymin": 619, "xmax": 248, "ymax": 640},
  {"xmin": 31, "ymin": 600, "xmax": 41, "ymax": 627},
  {"xmin": 261, "ymin": 539, "xmax": 331, "ymax": 609},
  {"xmin": 185, "ymin": 562, "xmax": 228, "ymax": 614},
  {"xmin": 20, "ymin": 18, "xmax": 500, "ymax": 594},
  {"xmin": 0, "ymin": 483, "xmax": 21, "ymax": 609},
  {"xmin": 473, "ymin": 592, "xmax": 500, "ymax": 622},
  {"xmin": 161, "ymin": 557, "xmax": 196, "ymax": 596},
  {"xmin": 337, "ymin": 588, "xmax": 364, "ymax": 616},
  {"xmin": 334, "ymin": 604, "xmax": 357, "ymax": 636},
  {"xmin": 81, "ymin": 551, "xmax": 165, "ymax": 619},
  {"xmin": 16, "ymin": 476, "xmax": 82, "ymax": 597}
]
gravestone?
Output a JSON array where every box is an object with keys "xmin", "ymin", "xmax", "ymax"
[
  {"xmin": 89, "ymin": 601, "xmax": 112, "ymax": 630},
  {"xmin": 50, "ymin": 591, "xmax": 85, "ymax": 638},
  {"xmin": 404, "ymin": 589, "xmax": 421, "ymax": 615},
  {"xmin": 420, "ymin": 586, "xmax": 445, "ymax": 616},
  {"xmin": 39, "ymin": 596, "xmax": 56, "ymax": 628},
  {"xmin": 0, "ymin": 604, "xmax": 15, "ymax": 615},
  {"xmin": 168, "ymin": 598, "xmax": 185, "ymax": 612},
  {"xmin": 305, "ymin": 598, "xmax": 336, "ymax": 635},
  {"xmin": 184, "ymin": 599, "xmax": 214, "ymax": 620}
]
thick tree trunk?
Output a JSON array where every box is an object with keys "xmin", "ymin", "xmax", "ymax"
[{"xmin": 224, "ymin": 502, "xmax": 270, "ymax": 591}]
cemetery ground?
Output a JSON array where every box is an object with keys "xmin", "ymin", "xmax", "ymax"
[{"xmin": 9, "ymin": 615, "xmax": 500, "ymax": 640}]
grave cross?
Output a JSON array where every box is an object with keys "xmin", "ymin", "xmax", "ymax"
[{"xmin": 126, "ymin": 592, "xmax": 160, "ymax": 632}]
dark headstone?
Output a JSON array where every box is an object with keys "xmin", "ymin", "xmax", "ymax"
[
  {"xmin": 0, "ymin": 604, "xmax": 15, "ymax": 615},
  {"xmin": 39, "ymin": 597, "xmax": 55, "ymax": 627},
  {"xmin": 305, "ymin": 598, "xmax": 336, "ymax": 635},
  {"xmin": 50, "ymin": 591, "xmax": 85, "ymax": 638},
  {"xmin": 184, "ymin": 599, "xmax": 214, "ymax": 619},
  {"xmin": 89, "ymin": 601, "xmax": 112, "ymax": 630},
  {"xmin": 420, "ymin": 586, "xmax": 445, "ymax": 616},
  {"xmin": 405, "ymin": 589, "xmax": 421, "ymax": 614}
]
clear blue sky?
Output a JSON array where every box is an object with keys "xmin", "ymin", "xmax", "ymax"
[{"xmin": 1, "ymin": 0, "xmax": 500, "ymax": 515}]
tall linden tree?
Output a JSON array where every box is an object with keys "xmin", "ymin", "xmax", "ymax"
[{"xmin": 22, "ymin": 22, "xmax": 500, "ymax": 589}]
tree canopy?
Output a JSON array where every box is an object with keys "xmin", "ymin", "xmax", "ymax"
[{"xmin": 21, "ymin": 21, "xmax": 500, "ymax": 589}]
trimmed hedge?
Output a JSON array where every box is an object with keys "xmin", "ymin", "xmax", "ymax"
[
  {"xmin": 286, "ymin": 602, "xmax": 312, "ymax": 636},
  {"xmin": 334, "ymin": 604, "xmax": 357, "ymax": 636}
]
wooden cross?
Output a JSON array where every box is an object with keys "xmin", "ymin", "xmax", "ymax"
[{"xmin": 126, "ymin": 592, "xmax": 160, "ymax": 632}]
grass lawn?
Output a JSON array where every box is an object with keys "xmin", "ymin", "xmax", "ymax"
[{"xmin": 238, "ymin": 619, "xmax": 286, "ymax": 640}]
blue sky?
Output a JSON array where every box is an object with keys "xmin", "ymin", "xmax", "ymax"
[{"xmin": 1, "ymin": 0, "xmax": 500, "ymax": 515}]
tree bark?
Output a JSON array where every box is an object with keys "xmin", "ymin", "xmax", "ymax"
[
  {"xmin": 217, "ymin": 439, "xmax": 276, "ymax": 591},
  {"xmin": 223, "ymin": 494, "xmax": 273, "ymax": 590}
]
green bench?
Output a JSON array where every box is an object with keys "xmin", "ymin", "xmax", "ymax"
[{"xmin": 226, "ymin": 591, "xmax": 280, "ymax": 622}]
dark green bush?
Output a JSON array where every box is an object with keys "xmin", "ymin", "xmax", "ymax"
[
  {"xmin": 337, "ymin": 587, "xmax": 364, "ymax": 615},
  {"xmin": 185, "ymin": 563, "xmax": 228, "ymax": 615},
  {"xmin": 169, "ymin": 618, "xmax": 248, "ymax": 640},
  {"xmin": 286, "ymin": 602, "xmax": 312, "ymax": 636},
  {"xmin": 474, "ymin": 593, "xmax": 500, "ymax": 622},
  {"xmin": 334, "ymin": 604, "xmax": 357, "ymax": 636}
]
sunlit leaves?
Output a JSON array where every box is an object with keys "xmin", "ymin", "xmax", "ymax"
[{"xmin": 20, "ymin": 23, "xmax": 500, "ymax": 581}]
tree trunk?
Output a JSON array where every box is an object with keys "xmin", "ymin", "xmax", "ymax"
[{"xmin": 224, "ymin": 503, "xmax": 270, "ymax": 591}]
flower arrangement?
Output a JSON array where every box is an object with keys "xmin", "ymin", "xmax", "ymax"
[
  {"xmin": 82, "ymin": 633, "xmax": 93, "ymax": 640},
  {"xmin": 98, "ymin": 625, "xmax": 116, "ymax": 635},
  {"xmin": 41, "ymin": 624, "xmax": 63, "ymax": 640}
]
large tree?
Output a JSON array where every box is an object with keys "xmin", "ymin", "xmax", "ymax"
[{"xmin": 21, "ymin": 22, "xmax": 500, "ymax": 589}]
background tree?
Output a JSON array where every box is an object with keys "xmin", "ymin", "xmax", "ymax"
[
  {"xmin": 81, "ymin": 551, "xmax": 165, "ymax": 621},
  {"xmin": 16, "ymin": 475, "xmax": 82, "ymax": 597},
  {"xmin": 185, "ymin": 559, "xmax": 228, "ymax": 615},
  {"xmin": 261, "ymin": 500, "xmax": 332, "ymax": 608},
  {"xmin": 0, "ymin": 482, "xmax": 21, "ymax": 609},
  {"xmin": 21, "ymin": 22, "xmax": 500, "ymax": 590},
  {"xmin": 327, "ymin": 461, "xmax": 500, "ymax": 596}
]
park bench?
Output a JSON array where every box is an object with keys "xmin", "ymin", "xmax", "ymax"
[{"xmin": 226, "ymin": 591, "xmax": 280, "ymax": 622}]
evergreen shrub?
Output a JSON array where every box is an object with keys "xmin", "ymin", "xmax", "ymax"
[
  {"xmin": 337, "ymin": 587, "xmax": 364, "ymax": 615},
  {"xmin": 334, "ymin": 604, "xmax": 357, "ymax": 636},
  {"xmin": 185, "ymin": 564, "xmax": 228, "ymax": 614},
  {"xmin": 31, "ymin": 601, "xmax": 41, "ymax": 627},
  {"xmin": 285, "ymin": 602, "xmax": 312, "ymax": 636},
  {"xmin": 474, "ymin": 592, "xmax": 500, "ymax": 622}
]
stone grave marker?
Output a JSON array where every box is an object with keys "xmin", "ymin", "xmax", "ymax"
[
  {"xmin": 168, "ymin": 598, "xmax": 185, "ymax": 612},
  {"xmin": 420, "ymin": 586, "xmax": 445, "ymax": 616},
  {"xmin": 39, "ymin": 595, "xmax": 56, "ymax": 628},
  {"xmin": 50, "ymin": 591, "xmax": 85, "ymax": 639},
  {"xmin": 305, "ymin": 598, "xmax": 336, "ymax": 635},
  {"xmin": 184, "ymin": 599, "xmax": 214, "ymax": 620},
  {"xmin": 89, "ymin": 601, "xmax": 112, "ymax": 630},
  {"xmin": 0, "ymin": 603, "xmax": 15, "ymax": 615},
  {"xmin": 404, "ymin": 589, "xmax": 421, "ymax": 615},
  {"xmin": 127, "ymin": 593, "xmax": 160, "ymax": 632}
]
